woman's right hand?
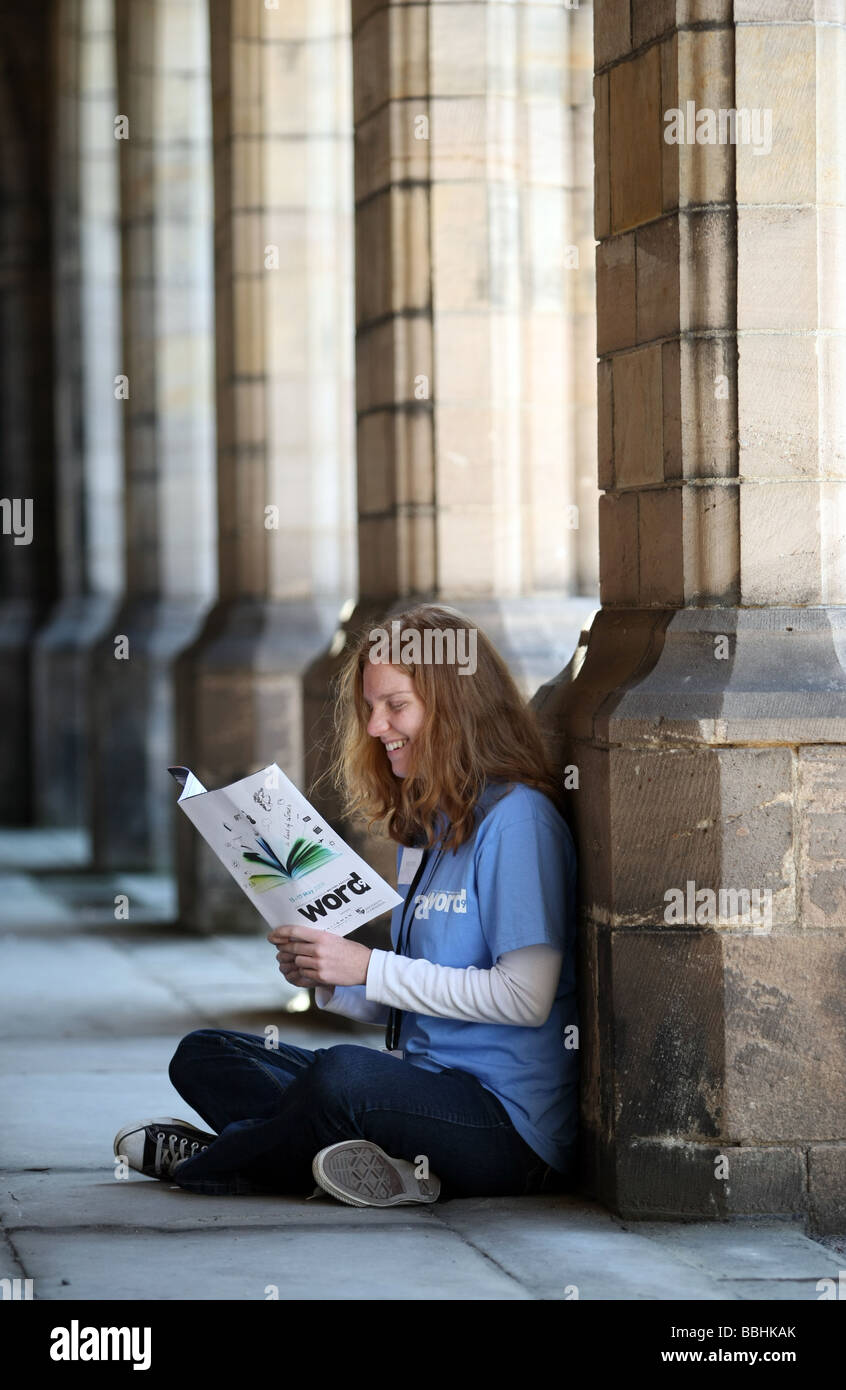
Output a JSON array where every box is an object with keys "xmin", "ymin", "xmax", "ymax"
[
  {"xmin": 268, "ymin": 931, "xmax": 338, "ymax": 999},
  {"xmin": 269, "ymin": 924, "xmax": 302, "ymax": 985},
  {"xmin": 267, "ymin": 925, "xmax": 371, "ymax": 988}
]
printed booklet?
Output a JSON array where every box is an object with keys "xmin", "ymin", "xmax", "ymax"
[{"xmin": 168, "ymin": 763, "xmax": 402, "ymax": 935}]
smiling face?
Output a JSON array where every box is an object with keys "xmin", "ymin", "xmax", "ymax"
[{"xmin": 362, "ymin": 661, "xmax": 426, "ymax": 779}]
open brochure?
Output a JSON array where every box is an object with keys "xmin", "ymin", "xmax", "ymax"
[{"xmin": 169, "ymin": 763, "xmax": 402, "ymax": 936}]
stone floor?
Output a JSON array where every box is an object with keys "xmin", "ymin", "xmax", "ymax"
[{"xmin": 0, "ymin": 829, "xmax": 843, "ymax": 1302}]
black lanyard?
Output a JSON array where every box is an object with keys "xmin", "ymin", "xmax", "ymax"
[{"xmin": 384, "ymin": 842, "xmax": 444, "ymax": 1051}]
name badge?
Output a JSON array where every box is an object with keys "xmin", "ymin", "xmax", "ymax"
[{"xmin": 398, "ymin": 847, "xmax": 424, "ymax": 885}]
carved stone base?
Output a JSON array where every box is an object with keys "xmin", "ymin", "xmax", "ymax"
[
  {"xmin": 534, "ymin": 606, "xmax": 846, "ymax": 1233},
  {"xmin": 173, "ymin": 597, "xmax": 342, "ymax": 932},
  {"xmin": 32, "ymin": 594, "xmax": 117, "ymax": 826},
  {"xmin": 88, "ymin": 597, "xmax": 210, "ymax": 870},
  {"xmin": 0, "ymin": 599, "xmax": 45, "ymax": 823}
]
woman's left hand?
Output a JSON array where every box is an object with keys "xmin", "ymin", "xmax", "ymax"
[{"xmin": 267, "ymin": 925, "xmax": 372, "ymax": 989}]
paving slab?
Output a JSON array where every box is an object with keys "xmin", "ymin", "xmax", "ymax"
[
  {"xmin": 722, "ymin": 1280, "xmax": 830, "ymax": 1301},
  {"xmin": 0, "ymin": 1025, "xmax": 368, "ymax": 1172},
  {"xmin": 0, "ymin": 1229, "xmax": 28, "ymax": 1281},
  {"xmin": 0, "ymin": 1069, "xmax": 214, "ymax": 1171},
  {"xmin": 10, "ymin": 1227, "xmax": 535, "ymax": 1300},
  {"xmin": 106, "ymin": 937, "xmax": 281, "ymax": 987},
  {"xmin": 0, "ymin": 1037, "xmax": 187, "ymax": 1076},
  {"xmin": 0, "ymin": 935, "xmax": 189, "ymax": 1038},
  {"xmin": 432, "ymin": 1196, "xmax": 734, "ymax": 1300},
  {"xmin": 0, "ymin": 1171, "xmax": 436, "ymax": 1231},
  {"xmin": 0, "ymin": 871, "xmax": 175, "ymax": 935},
  {"xmin": 7, "ymin": 1175, "xmax": 836, "ymax": 1301},
  {"xmin": 100, "ymin": 873, "xmax": 176, "ymax": 917},
  {"xmin": 0, "ymin": 935, "xmax": 333, "ymax": 1039},
  {"xmin": 0, "ymin": 876, "xmax": 74, "ymax": 928},
  {"xmin": 0, "ymin": 1027, "xmax": 365, "ymax": 1078},
  {"xmin": 628, "ymin": 1221, "xmax": 843, "ymax": 1281},
  {"xmin": 0, "ymin": 830, "xmax": 88, "ymax": 872}
]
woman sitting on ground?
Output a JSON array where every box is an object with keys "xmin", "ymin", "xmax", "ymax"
[{"xmin": 114, "ymin": 604, "xmax": 580, "ymax": 1206}]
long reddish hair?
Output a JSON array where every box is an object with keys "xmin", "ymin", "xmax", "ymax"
[{"xmin": 327, "ymin": 603, "xmax": 564, "ymax": 852}]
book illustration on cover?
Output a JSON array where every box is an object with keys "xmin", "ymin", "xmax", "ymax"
[{"xmin": 168, "ymin": 763, "xmax": 401, "ymax": 936}]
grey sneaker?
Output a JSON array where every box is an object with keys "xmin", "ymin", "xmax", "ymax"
[
  {"xmin": 312, "ymin": 1140, "xmax": 441, "ymax": 1207},
  {"xmin": 113, "ymin": 1118, "xmax": 215, "ymax": 1180}
]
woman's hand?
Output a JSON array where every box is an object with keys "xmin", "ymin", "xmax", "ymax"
[{"xmin": 267, "ymin": 925, "xmax": 372, "ymax": 989}]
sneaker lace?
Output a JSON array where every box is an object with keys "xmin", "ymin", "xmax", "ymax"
[{"xmin": 154, "ymin": 1131, "xmax": 207, "ymax": 1176}]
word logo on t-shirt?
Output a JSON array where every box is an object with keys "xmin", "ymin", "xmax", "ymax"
[{"xmin": 413, "ymin": 888, "xmax": 467, "ymax": 919}]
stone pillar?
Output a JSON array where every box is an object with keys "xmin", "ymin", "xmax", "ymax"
[
  {"xmin": 32, "ymin": 0, "xmax": 124, "ymax": 829},
  {"xmin": 349, "ymin": 0, "xmax": 597, "ymax": 687},
  {"xmin": 173, "ymin": 0, "xmax": 356, "ymax": 930},
  {"xmin": 303, "ymin": 0, "xmax": 600, "ymax": 861},
  {"xmin": 88, "ymin": 0, "xmax": 216, "ymax": 868},
  {"xmin": 0, "ymin": 2, "xmax": 58, "ymax": 823},
  {"xmin": 535, "ymin": 0, "xmax": 846, "ymax": 1234},
  {"xmin": 569, "ymin": 0, "xmax": 601, "ymax": 600}
]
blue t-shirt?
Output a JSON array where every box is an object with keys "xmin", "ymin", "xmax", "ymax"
[{"xmin": 388, "ymin": 780, "xmax": 579, "ymax": 1173}]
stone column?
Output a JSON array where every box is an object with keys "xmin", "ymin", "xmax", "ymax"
[
  {"xmin": 354, "ymin": 0, "xmax": 596, "ymax": 683},
  {"xmin": 88, "ymin": 0, "xmax": 216, "ymax": 868},
  {"xmin": 32, "ymin": 0, "xmax": 124, "ymax": 829},
  {"xmin": 535, "ymin": 0, "xmax": 846, "ymax": 1234},
  {"xmin": 173, "ymin": 0, "xmax": 356, "ymax": 929},
  {"xmin": 303, "ymin": 0, "xmax": 600, "ymax": 861},
  {"xmin": 0, "ymin": 2, "xmax": 58, "ymax": 823},
  {"xmin": 569, "ymin": 0, "xmax": 601, "ymax": 601}
]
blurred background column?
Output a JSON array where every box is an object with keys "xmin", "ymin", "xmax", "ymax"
[
  {"xmin": 304, "ymin": 0, "xmax": 599, "ymax": 852},
  {"xmin": 0, "ymin": 2, "xmax": 58, "ymax": 823},
  {"xmin": 174, "ymin": 0, "xmax": 356, "ymax": 930},
  {"xmin": 88, "ymin": 0, "xmax": 216, "ymax": 868},
  {"xmin": 536, "ymin": 0, "xmax": 846, "ymax": 1233},
  {"xmin": 32, "ymin": 0, "xmax": 124, "ymax": 830}
]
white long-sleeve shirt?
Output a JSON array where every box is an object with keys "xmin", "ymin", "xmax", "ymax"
[{"xmin": 314, "ymin": 943, "xmax": 563, "ymax": 1029}]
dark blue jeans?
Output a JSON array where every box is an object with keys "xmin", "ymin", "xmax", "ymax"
[{"xmin": 167, "ymin": 1028, "xmax": 572, "ymax": 1200}]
